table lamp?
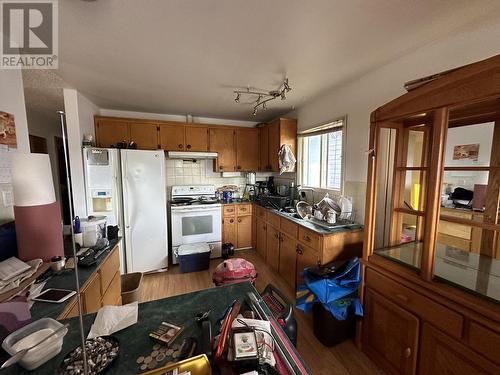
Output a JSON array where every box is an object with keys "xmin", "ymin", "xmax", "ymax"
[{"xmin": 11, "ymin": 153, "xmax": 64, "ymax": 261}]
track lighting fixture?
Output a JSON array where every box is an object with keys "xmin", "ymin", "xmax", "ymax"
[{"xmin": 233, "ymin": 78, "xmax": 292, "ymax": 115}]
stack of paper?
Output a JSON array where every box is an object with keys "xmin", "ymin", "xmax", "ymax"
[{"xmin": 0, "ymin": 257, "xmax": 42, "ymax": 294}]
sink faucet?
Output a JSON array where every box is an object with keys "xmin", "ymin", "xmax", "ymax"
[{"xmin": 297, "ymin": 186, "xmax": 314, "ymax": 202}]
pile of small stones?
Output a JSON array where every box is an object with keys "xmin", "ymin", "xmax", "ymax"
[
  {"xmin": 60, "ymin": 337, "xmax": 119, "ymax": 375},
  {"xmin": 136, "ymin": 343, "xmax": 181, "ymax": 372}
]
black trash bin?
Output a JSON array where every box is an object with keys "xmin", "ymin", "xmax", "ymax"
[{"xmin": 312, "ymin": 302, "xmax": 355, "ymax": 346}]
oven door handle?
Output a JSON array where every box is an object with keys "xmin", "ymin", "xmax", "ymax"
[{"xmin": 172, "ymin": 208, "xmax": 221, "ymax": 213}]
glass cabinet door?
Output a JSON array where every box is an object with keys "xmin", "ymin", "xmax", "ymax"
[
  {"xmin": 433, "ymin": 100, "xmax": 500, "ymax": 302},
  {"xmin": 372, "ymin": 112, "xmax": 437, "ymax": 271}
]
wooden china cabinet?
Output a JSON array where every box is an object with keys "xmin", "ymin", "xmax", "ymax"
[{"xmin": 360, "ymin": 55, "xmax": 500, "ymax": 375}]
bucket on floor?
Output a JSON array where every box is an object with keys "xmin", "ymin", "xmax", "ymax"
[
  {"xmin": 177, "ymin": 242, "xmax": 211, "ymax": 273},
  {"xmin": 312, "ymin": 302, "xmax": 355, "ymax": 346},
  {"xmin": 212, "ymin": 258, "xmax": 257, "ymax": 286},
  {"xmin": 121, "ymin": 272, "xmax": 143, "ymax": 304}
]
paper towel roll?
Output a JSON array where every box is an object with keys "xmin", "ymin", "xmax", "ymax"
[{"xmin": 11, "ymin": 153, "xmax": 56, "ymax": 206}]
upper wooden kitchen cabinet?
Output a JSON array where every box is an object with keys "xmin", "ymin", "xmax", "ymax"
[
  {"xmin": 209, "ymin": 128, "xmax": 236, "ymax": 172},
  {"xmin": 159, "ymin": 122, "xmax": 186, "ymax": 151},
  {"xmin": 129, "ymin": 122, "xmax": 159, "ymax": 149},
  {"xmin": 235, "ymin": 128, "xmax": 259, "ymax": 171},
  {"xmin": 264, "ymin": 118, "xmax": 297, "ymax": 172},
  {"xmin": 185, "ymin": 125, "xmax": 209, "ymax": 151},
  {"xmin": 95, "ymin": 117, "xmax": 130, "ymax": 147},
  {"xmin": 259, "ymin": 125, "xmax": 270, "ymax": 171}
]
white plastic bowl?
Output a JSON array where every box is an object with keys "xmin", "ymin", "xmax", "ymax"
[{"xmin": 2, "ymin": 318, "xmax": 68, "ymax": 370}]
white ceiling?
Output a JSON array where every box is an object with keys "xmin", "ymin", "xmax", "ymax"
[{"xmin": 52, "ymin": 0, "xmax": 500, "ymax": 121}]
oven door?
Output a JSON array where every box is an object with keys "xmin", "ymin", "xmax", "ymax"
[{"xmin": 171, "ymin": 205, "xmax": 222, "ymax": 246}]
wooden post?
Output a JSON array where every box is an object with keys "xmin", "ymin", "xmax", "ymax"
[{"xmin": 421, "ymin": 108, "xmax": 448, "ymax": 281}]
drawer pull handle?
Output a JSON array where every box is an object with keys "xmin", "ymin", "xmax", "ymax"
[
  {"xmin": 303, "ymin": 235, "xmax": 311, "ymax": 242},
  {"xmin": 178, "ymin": 144, "xmax": 183, "ymax": 149},
  {"xmin": 219, "ymin": 166, "xmax": 224, "ymax": 170},
  {"xmin": 238, "ymin": 218, "xmax": 242, "ymax": 223},
  {"xmin": 186, "ymin": 144, "xmax": 192, "ymax": 149},
  {"xmin": 240, "ymin": 208, "xmax": 247, "ymax": 211},
  {"xmin": 227, "ymin": 209, "xmax": 234, "ymax": 212},
  {"xmin": 229, "ymin": 219, "xmax": 234, "ymax": 223},
  {"xmin": 403, "ymin": 347, "xmax": 412, "ymax": 358},
  {"xmin": 395, "ymin": 293, "xmax": 408, "ymax": 302}
]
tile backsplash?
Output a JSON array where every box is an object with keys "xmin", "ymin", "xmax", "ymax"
[{"xmin": 165, "ymin": 159, "xmax": 246, "ymax": 198}]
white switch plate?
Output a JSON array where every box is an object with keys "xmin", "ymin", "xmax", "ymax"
[{"xmin": 2, "ymin": 189, "xmax": 13, "ymax": 207}]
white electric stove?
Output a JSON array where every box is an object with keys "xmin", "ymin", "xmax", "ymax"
[{"xmin": 169, "ymin": 185, "xmax": 222, "ymax": 264}]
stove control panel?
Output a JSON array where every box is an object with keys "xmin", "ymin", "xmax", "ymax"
[{"xmin": 171, "ymin": 185, "xmax": 216, "ymax": 197}]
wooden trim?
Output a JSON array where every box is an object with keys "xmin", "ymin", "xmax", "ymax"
[
  {"xmin": 421, "ymin": 108, "xmax": 448, "ymax": 281},
  {"xmin": 372, "ymin": 54, "xmax": 500, "ymax": 122},
  {"xmin": 439, "ymin": 214, "xmax": 500, "ymax": 231},
  {"xmin": 394, "ymin": 208, "xmax": 425, "ymax": 217},
  {"xmin": 363, "ymin": 122, "xmax": 379, "ymax": 261},
  {"xmin": 396, "ymin": 166, "xmax": 428, "ymax": 171},
  {"xmin": 443, "ymin": 166, "xmax": 497, "ymax": 171}
]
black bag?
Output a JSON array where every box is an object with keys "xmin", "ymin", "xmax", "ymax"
[{"xmin": 450, "ymin": 187, "xmax": 473, "ymax": 201}]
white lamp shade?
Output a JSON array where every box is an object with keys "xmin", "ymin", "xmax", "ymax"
[{"xmin": 11, "ymin": 153, "xmax": 56, "ymax": 206}]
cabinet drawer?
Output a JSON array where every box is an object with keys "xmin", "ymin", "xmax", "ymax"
[
  {"xmin": 298, "ymin": 227, "xmax": 321, "ymax": 250},
  {"xmin": 102, "ymin": 271, "xmax": 122, "ymax": 307},
  {"xmin": 468, "ymin": 321, "xmax": 500, "ymax": 365},
  {"xmin": 280, "ymin": 218, "xmax": 298, "ymax": 238},
  {"xmin": 236, "ymin": 204, "xmax": 252, "ymax": 216},
  {"xmin": 365, "ymin": 268, "xmax": 464, "ymax": 339},
  {"xmin": 223, "ymin": 205, "xmax": 236, "ymax": 217},
  {"xmin": 266, "ymin": 212, "xmax": 281, "ymax": 228},
  {"xmin": 99, "ymin": 247, "xmax": 120, "ymax": 295}
]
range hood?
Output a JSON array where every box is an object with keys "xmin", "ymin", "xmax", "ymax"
[{"xmin": 167, "ymin": 151, "xmax": 218, "ymax": 159}]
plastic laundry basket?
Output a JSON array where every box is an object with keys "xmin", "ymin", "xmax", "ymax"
[{"xmin": 121, "ymin": 272, "xmax": 143, "ymax": 304}]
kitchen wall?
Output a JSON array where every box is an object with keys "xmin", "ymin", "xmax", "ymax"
[
  {"xmin": 0, "ymin": 65, "xmax": 30, "ymax": 224},
  {"xmin": 287, "ymin": 13, "xmax": 500, "ymax": 222},
  {"xmin": 25, "ymin": 110, "xmax": 63, "ymax": 205},
  {"xmin": 443, "ymin": 122, "xmax": 494, "ymax": 190}
]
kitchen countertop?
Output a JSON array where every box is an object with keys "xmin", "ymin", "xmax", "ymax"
[
  {"xmin": 2, "ymin": 282, "xmax": 310, "ymax": 374},
  {"xmin": 30, "ymin": 238, "xmax": 122, "ymax": 321},
  {"xmin": 221, "ymin": 199, "xmax": 363, "ymax": 234}
]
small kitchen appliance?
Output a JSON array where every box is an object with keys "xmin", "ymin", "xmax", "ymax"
[{"xmin": 169, "ymin": 185, "xmax": 222, "ymax": 264}]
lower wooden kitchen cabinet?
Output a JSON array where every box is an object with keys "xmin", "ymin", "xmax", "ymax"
[
  {"xmin": 362, "ymin": 288, "xmax": 419, "ymax": 375},
  {"xmin": 253, "ymin": 204, "xmax": 363, "ymax": 290},
  {"xmin": 59, "ymin": 244, "xmax": 122, "ymax": 319},
  {"xmin": 419, "ymin": 323, "xmax": 500, "ymax": 375},
  {"xmin": 278, "ymin": 232, "xmax": 297, "ymax": 288},
  {"xmin": 266, "ymin": 225, "xmax": 281, "ymax": 271},
  {"xmin": 255, "ymin": 218, "xmax": 267, "ymax": 260},
  {"xmin": 222, "ymin": 204, "xmax": 253, "ymax": 249}
]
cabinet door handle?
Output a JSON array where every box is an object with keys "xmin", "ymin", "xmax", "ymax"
[
  {"xmin": 237, "ymin": 165, "xmax": 241, "ymax": 170},
  {"xmin": 274, "ymin": 232, "xmax": 279, "ymax": 239},
  {"xmin": 279, "ymin": 235, "xmax": 284, "ymax": 242},
  {"xmin": 187, "ymin": 144, "xmax": 192, "ymax": 149},
  {"xmin": 240, "ymin": 208, "xmax": 247, "ymax": 211},
  {"xmin": 403, "ymin": 347, "xmax": 412, "ymax": 358},
  {"xmin": 238, "ymin": 218, "xmax": 242, "ymax": 223},
  {"xmin": 178, "ymin": 144, "xmax": 183, "ymax": 149},
  {"xmin": 229, "ymin": 219, "xmax": 234, "ymax": 223},
  {"xmin": 303, "ymin": 235, "xmax": 311, "ymax": 242},
  {"xmin": 219, "ymin": 166, "xmax": 224, "ymax": 170},
  {"xmin": 263, "ymin": 225, "xmax": 266, "ymax": 230},
  {"xmin": 296, "ymin": 245, "xmax": 303, "ymax": 255}
]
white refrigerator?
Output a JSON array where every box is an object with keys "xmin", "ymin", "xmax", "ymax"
[{"xmin": 83, "ymin": 148, "xmax": 168, "ymax": 273}]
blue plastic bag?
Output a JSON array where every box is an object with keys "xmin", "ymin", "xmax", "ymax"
[{"xmin": 296, "ymin": 257, "xmax": 363, "ymax": 320}]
